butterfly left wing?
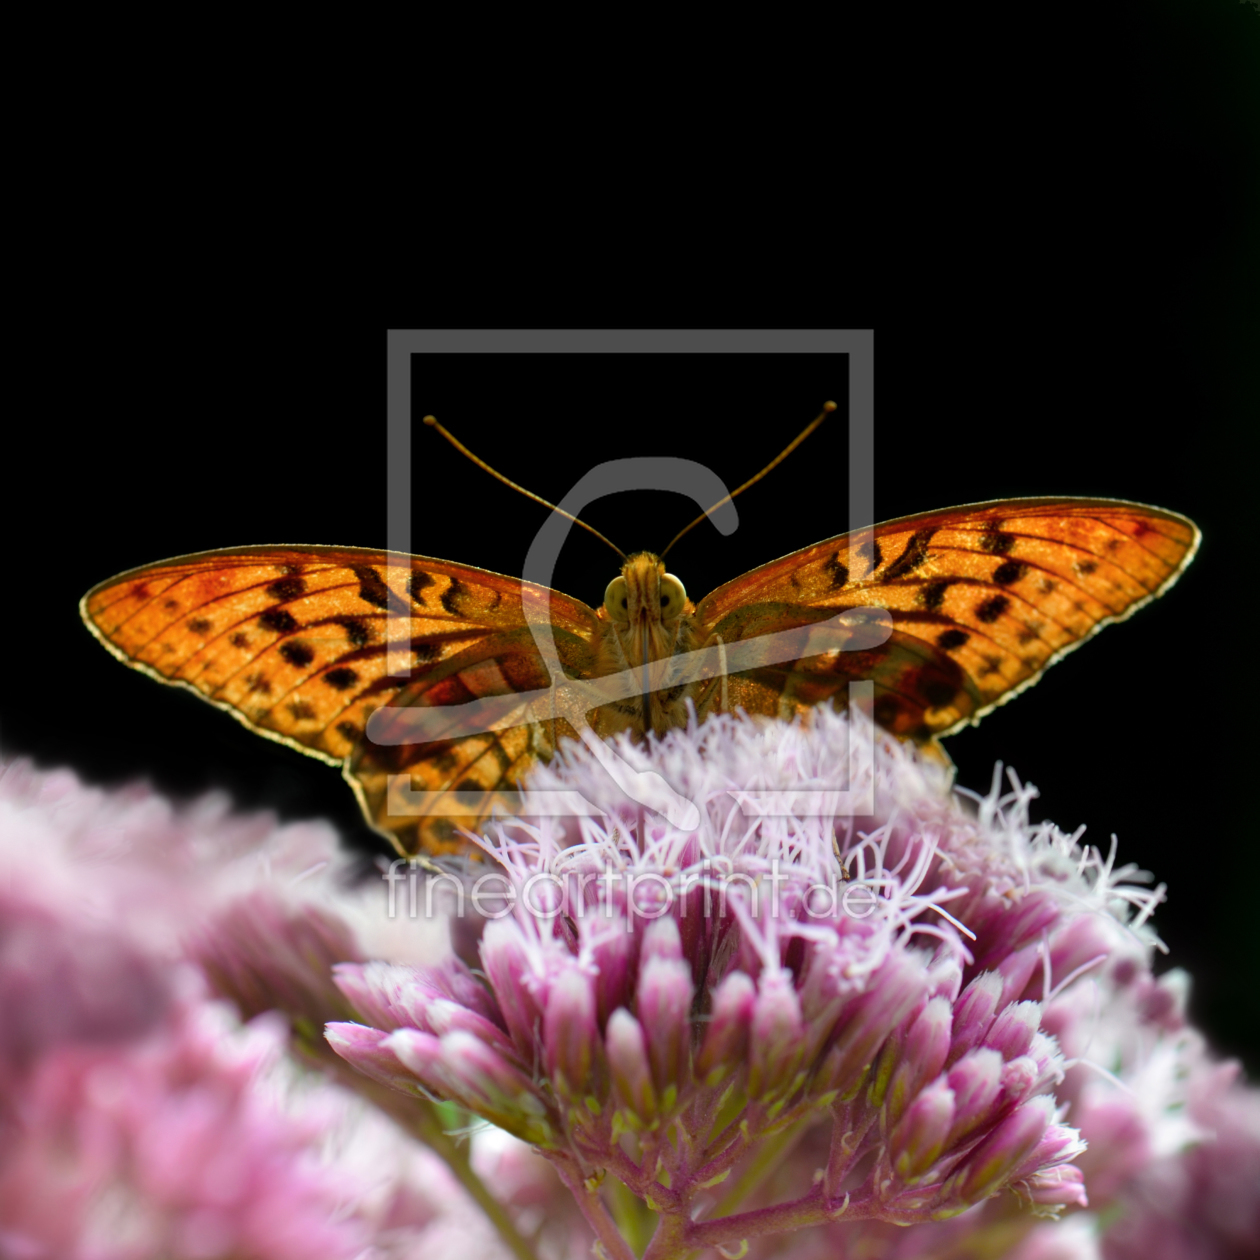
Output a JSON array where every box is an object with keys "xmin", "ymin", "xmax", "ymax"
[
  {"xmin": 82, "ymin": 546, "xmax": 600, "ymax": 858},
  {"xmin": 691, "ymin": 498, "xmax": 1199, "ymax": 740}
]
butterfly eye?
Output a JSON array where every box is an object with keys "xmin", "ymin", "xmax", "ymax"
[
  {"xmin": 659, "ymin": 573, "xmax": 686, "ymax": 613},
  {"xmin": 604, "ymin": 576, "xmax": 630, "ymax": 623}
]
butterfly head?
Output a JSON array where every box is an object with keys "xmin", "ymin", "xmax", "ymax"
[{"xmin": 603, "ymin": 552, "xmax": 690, "ymax": 658}]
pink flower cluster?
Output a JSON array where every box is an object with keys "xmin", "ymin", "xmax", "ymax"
[
  {"xmin": 0, "ymin": 757, "xmax": 546, "ymax": 1259},
  {"xmin": 4, "ymin": 701, "xmax": 1258, "ymax": 1260},
  {"xmin": 326, "ymin": 708, "xmax": 1209, "ymax": 1258}
]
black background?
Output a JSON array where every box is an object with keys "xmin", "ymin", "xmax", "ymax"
[{"xmin": 2, "ymin": 2, "xmax": 1255, "ymax": 1069}]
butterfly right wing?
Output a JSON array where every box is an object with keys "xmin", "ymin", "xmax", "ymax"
[{"xmin": 692, "ymin": 498, "xmax": 1198, "ymax": 740}]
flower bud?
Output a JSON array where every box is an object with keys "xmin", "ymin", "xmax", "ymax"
[
  {"xmin": 377, "ymin": 1026, "xmax": 448, "ymax": 1093},
  {"xmin": 947, "ymin": 1047, "xmax": 1004, "ymax": 1141},
  {"xmin": 394, "ymin": 1029, "xmax": 553, "ymax": 1147},
  {"xmin": 926, "ymin": 955, "xmax": 963, "ymax": 1004},
  {"xmin": 640, "ymin": 915, "xmax": 683, "ymax": 964},
  {"xmin": 886, "ymin": 996, "xmax": 952, "ymax": 1125},
  {"xmin": 1015, "ymin": 1120, "xmax": 1086, "ymax": 1178},
  {"xmin": 544, "ymin": 964, "xmax": 602, "ymax": 1099},
  {"xmin": 479, "ymin": 920, "xmax": 545, "ymax": 1061},
  {"xmin": 747, "ymin": 969, "xmax": 805, "ymax": 1102},
  {"xmin": 947, "ymin": 972, "xmax": 1003, "ymax": 1065},
  {"xmin": 425, "ymin": 997, "xmax": 520, "ymax": 1066},
  {"xmin": 326, "ymin": 1021, "xmax": 439, "ymax": 1097},
  {"xmin": 195, "ymin": 893, "xmax": 358, "ymax": 1026},
  {"xmin": 606, "ymin": 1007, "xmax": 657, "ymax": 1126},
  {"xmin": 1045, "ymin": 918, "xmax": 1111, "ymax": 994},
  {"xmin": 817, "ymin": 952, "xmax": 925, "ymax": 1099},
  {"xmin": 589, "ymin": 924, "xmax": 631, "ymax": 1026},
  {"xmin": 636, "ymin": 955, "xmax": 694, "ymax": 1099},
  {"xmin": 974, "ymin": 891, "xmax": 1059, "ymax": 970},
  {"xmin": 420, "ymin": 956, "xmax": 504, "ymax": 1026},
  {"xmin": 999, "ymin": 1055, "xmax": 1041, "ymax": 1108},
  {"xmin": 695, "ymin": 971, "xmax": 755, "ymax": 1086},
  {"xmin": 957, "ymin": 1096, "xmax": 1053, "ymax": 1203},
  {"xmin": 996, "ymin": 944, "xmax": 1043, "ymax": 1008},
  {"xmin": 1015, "ymin": 1161, "xmax": 1088, "ymax": 1209},
  {"xmin": 891, "ymin": 1078, "xmax": 956, "ymax": 1181},
  {"xmin": 332, "ymin": 961, "xmax": 419, "ymax": 1031},
  {"xmin": 983, "ymin": 1000, "xmax": 1041, "ymax": 1061}
]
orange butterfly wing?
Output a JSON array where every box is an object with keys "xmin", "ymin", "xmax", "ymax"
[
  {"xmin": 81, "ymin": 547, "xmax": 599, "ymax": 858},
  {"xmin": 83, "ymin": 500, "xmax": 1198, "ymax": 859},
  {"xmin": 692, "ymin": 498, "xmax": 1199, "ymax": 740}
]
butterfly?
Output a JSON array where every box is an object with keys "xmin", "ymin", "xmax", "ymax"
[{"xmin": 81, "ymin": 488, "xmax": 1198, "ymax": 860}]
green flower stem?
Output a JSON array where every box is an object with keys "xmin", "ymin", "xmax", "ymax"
[
  {"xmin": 710, "ymin": 1114, "xmax": 815, "ymax": 1218},
  {"xmin": 390, "ymin": 1096, "xmax": 542, "ymax": 1260},
  {"xmin": 323, "ymin": 1054, "xmax": 541, "ymax": 1260},
  {"xmin": 640, "ymin": 1212, "xmax": 692, "ymax": 1260},
  {"xmin": 604, "ymin": 1175, "xmax": 659, "ymax": 1257},
  {"xmin": 683, "ymin": 1187, "xmax": 872, "ymax": 1253},
  {"xmin": 556, "ymin": 1163, "xmax": 640, "ymax": 1260}
]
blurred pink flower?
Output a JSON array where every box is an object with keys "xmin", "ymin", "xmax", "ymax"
[{"xmin": 0, "ymin": 755, "xmax": 556, "ymax": 1260}]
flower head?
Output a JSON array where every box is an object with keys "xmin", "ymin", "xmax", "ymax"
[{"xmin": 330, "ymin": 708, "xmax": 1149, "ymax": 1253}]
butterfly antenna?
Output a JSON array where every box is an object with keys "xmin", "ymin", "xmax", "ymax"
[
  {"xmin": 658, "ymin": 401, "xmax": 837, "ymax": 559},
  {"xmin": 423, "ymin": 415, "xmax": 627, "ymax": 560}
]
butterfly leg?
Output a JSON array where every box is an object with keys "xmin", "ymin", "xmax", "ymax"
[{"xmin": 692, "ymin": 632, "xmax": 729, "ymax": 716}]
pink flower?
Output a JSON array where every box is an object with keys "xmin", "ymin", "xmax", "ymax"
[
  {"xmin": 0, "ymin": 755, "xmax": 550, "ymax": 1260},
  {"xmin": 330, "ymin": 708, "xmax": 1130, "ymax": 1256}
]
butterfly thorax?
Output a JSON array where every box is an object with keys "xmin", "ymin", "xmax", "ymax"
[{"xmin": 591, "ymin": 552, "xmax": 702, "ymax": 738}]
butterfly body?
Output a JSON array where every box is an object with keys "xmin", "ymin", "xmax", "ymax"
[
  {"xmin": 590, "ymin": 552, "xmax": 704, "ymax": 739},
  {"xmin": 81, "ymin": 497, "xmax": 1199, "ymax": 859}
]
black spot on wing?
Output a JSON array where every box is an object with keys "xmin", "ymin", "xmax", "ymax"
[
  {"xmin": 266, "ymin": 576, "xmax": 306, "ymax": 601},
  {"xmin": 441, "ymin": 577, "xmax": 470, "ymax": 615},
  {"xmin": 229, "ymin": 632, "xmax": 250, "ymax": 649},
  {"xmin": 337, "ymin": 721, "xmax": 362, "ymax": 744},
  {"xmin": 854, "ymin": 538, "xmax": 883, "ymax": 578},
  {"xmin": 992, "ymin": 560, "xmax": 1027, "ymax": 586},
  {"xmin": 923, "ymin": 679, "xmax": 956, "ymax": 708},
  {"xmin": 351, "ymin": 566, "xmax": 410, "ymax": 615},
  {"xmin": 340, "ymin": 617, "xmax": 372, "ymax": 648},
  {"xmin": 259, "ymin": 608, "xmax": 297, "ymax": 634},
  {"xmin": 280, "ymin": 641, "xmax": 315, "ymax": 668},
  {"xmin": 413, "ymin": 642, "xmax": 440, "ymax": 663},
  {"xmin": 873, "ymin": 695, "xmax": 901, "ymax": 727},
  {"xmin": 883, "ymin": 529, "xmax": 935, "ymax": 581},
  {"xmin": 936, "ymin": 628, "xmax": 969, "ymax": 650},
  {"xmin": 408, "ymin": 572, "xmax": 434, "ymax": 603},
  {"xmin": 822, "ymin": 552, "xmax": 848, "ymax": 590},
  {"xmin": 188, "ymin": 618, "xmax": 212, "ymax": 634},
  {"xmin": 979, "ymin": 527, "xmax": 1016, "ymax": 555},
  {"xmin": 163, "ymin": 599, "xmax": 179, "ymax": 611},
  {"xmin": 246, "ymin": 673, "xmax": 271, "ymax": 694},
  {"xmin": 287, "ymin": 700, "xmax": 316, "ymax": 721},
  {"xmin": 975, "ymin": 595, "xmax": 1010, "ymax": 624},
  {"xmin": 919, "ymin": 580, "xmax": 954, "ymax": 612},
  {"xmin": 324, "ymin": 667, "xmax": 359, "ymax": 690},
  {"xmin": 1074, "ymin": 560, "xmax": 1098, "ymax": 577}
]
